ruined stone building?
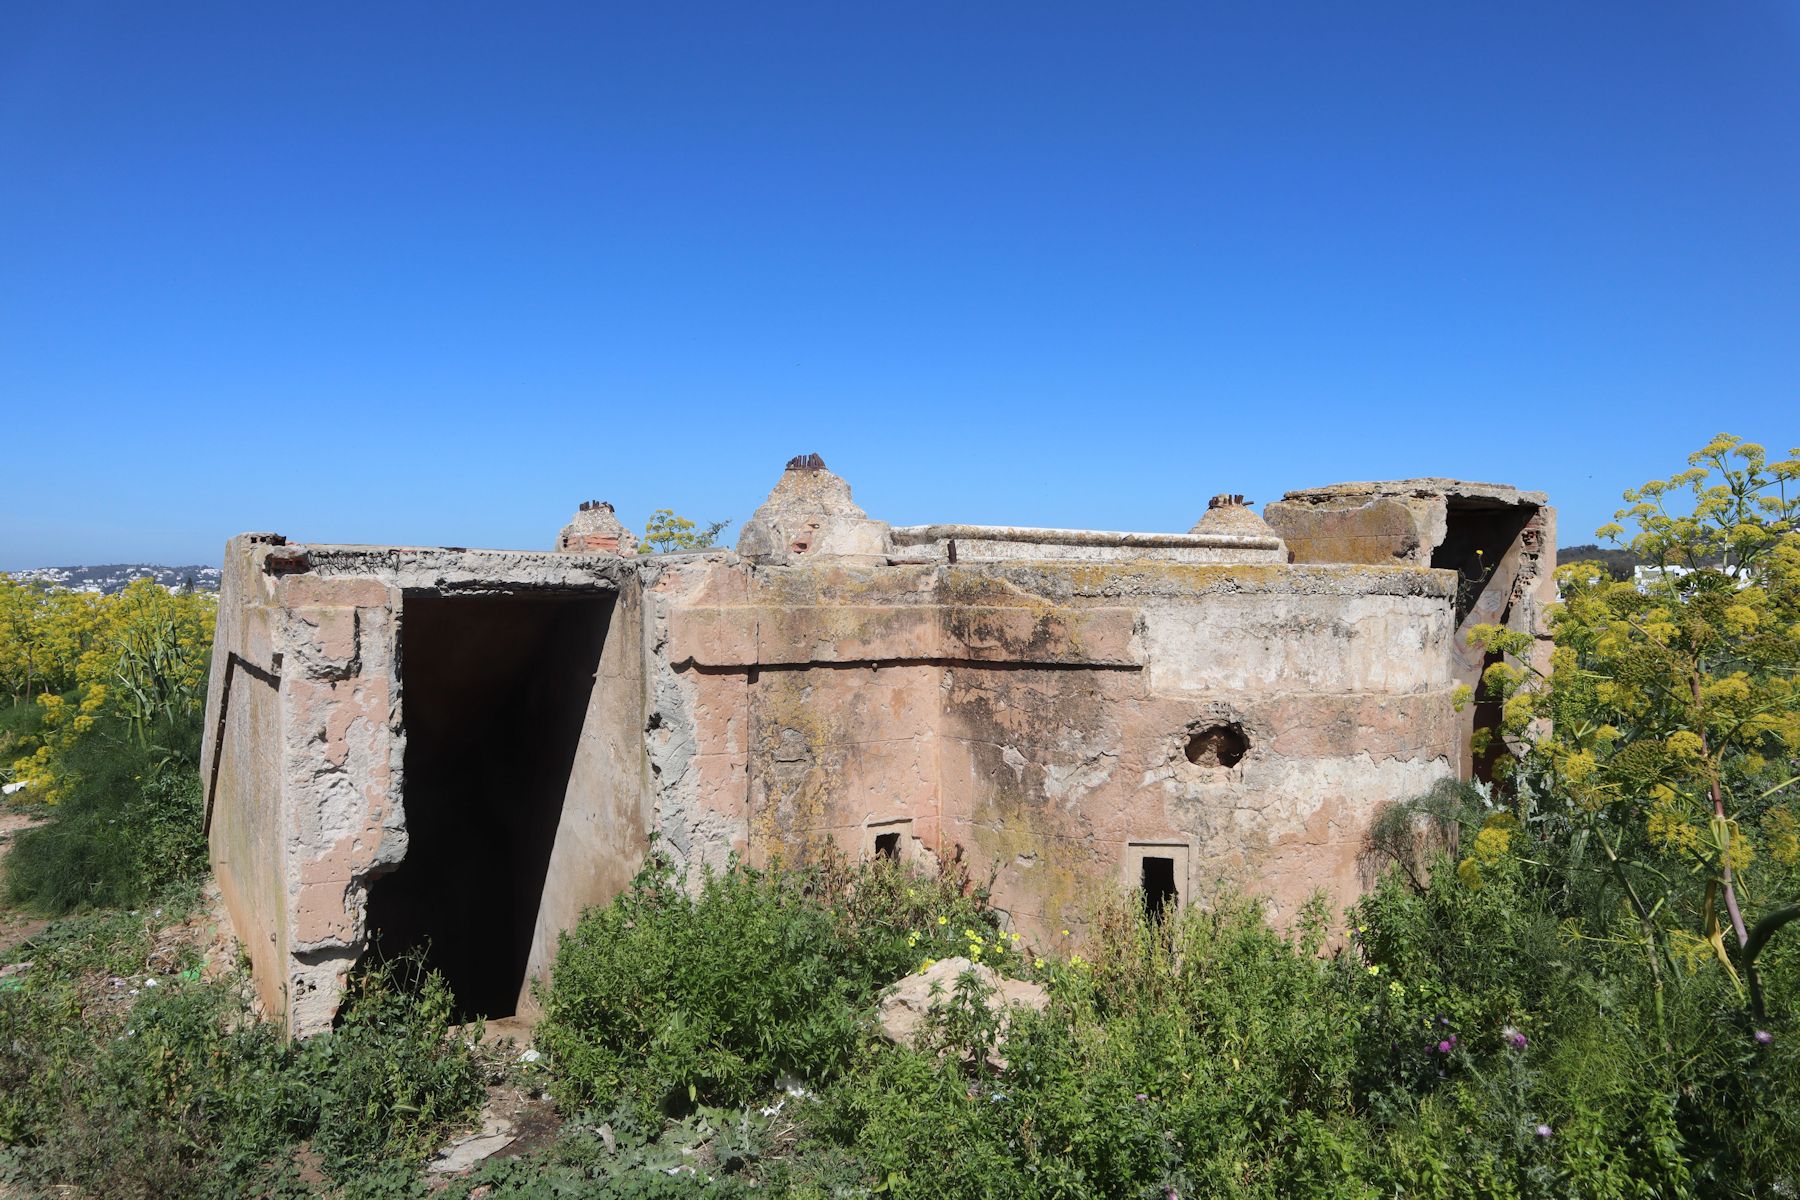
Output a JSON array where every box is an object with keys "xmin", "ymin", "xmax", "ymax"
[{"xmin": 200, "ymin": 457, "xmax": 1554, "ymax": 1035}]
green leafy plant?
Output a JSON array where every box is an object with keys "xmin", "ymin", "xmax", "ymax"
[
  {"xmin": 639, "ymin": 509, "xmax": 731, "ymax": 554},
  {"xmin": 537, "ymin": 852, "xmax": 997, "ymax": 1113},
  {"xmin": 5, "ymin": 710, "xmax": 208, "ymax": 913},
  {"xmin": 0, "ymin": 916, "xmax": 486, "ymax": 1199},
  {"xmin": 1463, "ymin": 434, "xmax": 1800, "ymax": 1024}
]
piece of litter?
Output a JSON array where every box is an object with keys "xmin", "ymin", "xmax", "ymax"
[
  {"xmin": 426, "ymin": 1132, "xmax": 514, "ymax": 1174},
  {"xmin": 517, "ymin": 1047, "xmax": 541, "ymax": 1064}
]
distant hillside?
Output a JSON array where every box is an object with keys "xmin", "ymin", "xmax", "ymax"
[
  {"xmin": 1556, "ymin": 543, "xmax": 1637, "ymax": 580},
  {"xmin": 4, "ymin": 564, "xmax": 221, "ymax": 594},
  {"xmin": 1557, "ymin": 543, "xmax": 1737, "ymax": 581}
]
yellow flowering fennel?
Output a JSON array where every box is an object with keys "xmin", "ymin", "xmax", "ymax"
[
  {"xmin": 1462, "ymin": 434, "xmax": 1800, "ymax": 1016},
  {"xmin": 3, "ymin": 576, "xmax": 215, "ymax": 799}
]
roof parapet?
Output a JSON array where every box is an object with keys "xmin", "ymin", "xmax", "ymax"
[{"xmin": 890, "ymin": 523, "xmax": 1285, "ymax": 565}]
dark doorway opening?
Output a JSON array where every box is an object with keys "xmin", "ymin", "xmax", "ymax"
[
  {"xmin": 1433, "ymin": 500, "xmax": 1537, "ymax": 783},
  {"xmin": 1470, "ymin": 645, "xmax": 1510, "ymax": 784},
  {"xmin": 1431, "ymin": 503, "xmax": 1534, "ymax": 624},
  {"xmin": 1141, "ymin": 856, "xmax": 1178, "ymax": 923},
  {"xmin": 873, "ymin": 831, "xmax": 901, "ymax": 861},
  {"xmin": 365, "ymin": 591, "xmax": 611, "ymax": 1020}
]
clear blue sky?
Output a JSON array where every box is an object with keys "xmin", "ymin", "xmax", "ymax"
[{"xmin": 2, "ymin": 3, "xmax": 1796, "ymax": 569}]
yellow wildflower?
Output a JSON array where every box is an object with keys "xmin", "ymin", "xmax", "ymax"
[
  {"xmin": 1666, "ymin": 730, "xmax": 1706, "ymax": 760},
  {"xmin": 1765, "ymin": 808, "xmax": 1800, "ymax": 866}
]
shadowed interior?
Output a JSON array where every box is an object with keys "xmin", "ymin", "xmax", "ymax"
[
  {"xmin": 365, "ymin": 591, "xmax": 610, "ymax": 1020},
  {"xmin": 1185, "ymin": 724, "xmax": 1247, "ymax": 768},
  {"xmin": 1433, "ymin": 501, "xmax": 1536, "ymax": 781},
  {"xmin": 1432, "ymin": 502, "xmax": 1535, "ymax": 624},
  {"xmin": 1141, "ymin": 856, "xmax": 1178, "ymax": 922}
]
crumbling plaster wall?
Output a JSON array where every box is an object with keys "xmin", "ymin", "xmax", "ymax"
[
  {"xmin": 207, "ymin": 467, "xmax": 1540, "ymax": 1035},
  {"xmin": 204, "ymin": 539, "xmax": 630, "ymax": 1035},
  {"xmin": 647, "ymin": 556, "xmax": 1460, "ymax": 938},
  {"xmin": 1264, "ymin": 480, "xmax": 1557, "ymax": 779},
  {"xmin": 201, "ymin": 537, "xmax": 408, "ymax": 1031},
  {"xmin": 517, "ymin": 579, "xmax": 650, "ymax": 1018},
  {"xmin": 202, "ymin": 535, "xmax": 296, "ymax": 1019}
]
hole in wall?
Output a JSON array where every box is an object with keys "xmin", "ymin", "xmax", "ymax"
[
  {"xmin": 1141, "ymin": 856, "xmax": 1178, "ymax": 922},
  {"xmin": 364, "ymin": 591, "xmax": 610, "ymax": 1021},
  {"xmin": 873, "ymin": 831, "xmax": 901, "ymax": 861},
  {"xmin": 1185, "ymin": 724, "xmax": 1247, "ymax": 768}
]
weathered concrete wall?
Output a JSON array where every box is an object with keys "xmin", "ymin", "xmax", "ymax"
[
  {"xmin": 204, "ymin": 464, "xmax": 1535, "ymax": 1034},
  {"xmin": 889, "ymin": 525, "xmax": 1287, "ymax": 565},
  {"xmin": 1265, "ymin": 479, "xmax": 1556, "ymax": 779},
  {"xmin": 205, "ymin": 542, "xmax": 628, "ymax": 1035},
  {"xmin": 649, "ymin": 557, "xmax": 1458, "ymax": 938},
  {"xmin": 517, "ymin": 580, "xmax": 649, "ymax": 1017},
  {"xmin": 200, "ymin": 537, "xmax": 411, "ymax": 1029},
  {"xmin": 201, "ymin": 535, "xmax": 293, "ymax": 1019},
  {"xmin": 278, "ymin": 570, "xmax": 405, "ymax": 1032}
]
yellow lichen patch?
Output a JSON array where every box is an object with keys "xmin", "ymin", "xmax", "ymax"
[
  {"xmin": 961, "ymin": 780, "xmax": 1093, "ymax": 934},
  {"xmin": 745, "ymin": 671, "xmax": 858, "ymax": 863}
]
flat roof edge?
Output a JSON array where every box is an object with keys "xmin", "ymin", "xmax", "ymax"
[{"xmin": 891, "ymin": 524, "xmax": 1285, "ymax": 551}]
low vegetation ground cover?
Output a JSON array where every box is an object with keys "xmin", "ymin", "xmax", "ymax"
[
  {"xmin": 0, "ymin": 893, "xmax": 492, "ymax": 1199},
  {"xmin": 0, "ymin": 436, "xmax": 1795, "ymax": 1197}
]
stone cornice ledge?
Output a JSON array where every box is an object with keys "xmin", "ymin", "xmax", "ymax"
[{"xmin": 891, "ymin": 524, "xmax": 1285, "ymax": 551}]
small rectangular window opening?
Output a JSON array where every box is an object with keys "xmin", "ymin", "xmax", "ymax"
[
  {"xmin": 1141, "ymin": 856, "xmax": 1178, "ymax": 923},
  {"xmin": 867, "ymin": 818, "xmax": 914, "ymax": 864}
]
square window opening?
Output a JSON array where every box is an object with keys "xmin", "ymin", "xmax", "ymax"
[{"xmin": 1141, "ymin": 855, "xmax": 1178, "ymax": 923}]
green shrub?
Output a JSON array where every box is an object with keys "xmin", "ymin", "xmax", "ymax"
[
  {"xmin": 456, "ymin": 1102, "xmax": 773, "ymax": 1198},
  {"xmin": 0, "ymin": 693, "xmax": 57, "ymax": 760},
  {"xmin": 814, "ymin": 895, "xmax": 1379, "ymax": 1200},
  {"xmin": 537, "ymin": 852, "xmax": 998, "ymax": 1113},
  {"xmin": 531, "ymin": 850, "xmax": 1799, "ymax": 1200},
  {"xmin": 297, "ymin": 958, "xmax": 489, "ymax": 1169},
  {"xmin": 0, "ymin": 905, "xmax": 485, "ymax": 1198},
  {"xmin": 5, "ymin": 709, "xmax": 208, "ymax": 913},
  {"xmin": 1354, "ymin": 841, "xmax": 1800, "ymax": 1198}
]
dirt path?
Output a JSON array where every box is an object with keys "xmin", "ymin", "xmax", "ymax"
[{"xmin": 0, "ymin": 803, "xmax": 51, "ymax": 957}]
